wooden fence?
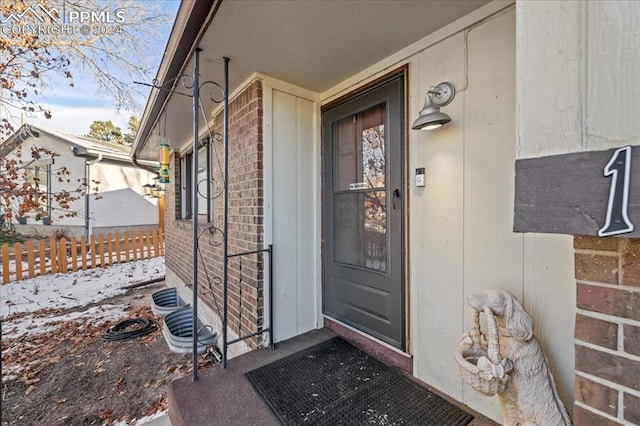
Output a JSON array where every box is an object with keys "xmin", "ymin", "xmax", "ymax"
[{"xmin": 1, "ymin": 229, "xmax": 164, "ymax": 284}]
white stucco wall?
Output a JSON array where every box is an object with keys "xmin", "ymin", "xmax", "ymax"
[
  {"xmin": 90, "ymin": 161, "xmax": 156, "ymax": 195},
  {"xmin": 5, "ymin": 135, "xmax": 86, "ymax": 227},
  {"xmin": 88, "ymin": 162, "xmax": 158, "ymax": 233},
  {"xmin": 318, "ymin": 2, "xmax": 575, "ymax": 421},
  {"xmin": 4, "ymin": 134, "xmax": 159, "ymax": 234},
  {"xmin": 89, "ymin": 188, "xmax": 158, "ymax": 232}
]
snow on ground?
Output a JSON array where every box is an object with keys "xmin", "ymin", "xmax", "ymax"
[
  {"xmin": 0, "ymin": 256, "xmax": 165, "ymax": 319},
  {"xmin": 113, "ymin": 411, "xmax": 170, "ymax": 426},
  {"xmin": 1, "ymin": 256, "xmax": 169, "ymax": 424},
  {"xmin": 1, "ymin": 303, "xmax": 131, "ymax": 381},
  {"xmin": 2, "ymin": 304, "xmax": 129, "ymax": 339}
]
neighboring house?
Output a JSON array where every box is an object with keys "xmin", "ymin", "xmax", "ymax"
[
  {"xmin": 132, "ymin": 1, "xmax": 640, "ymax": 424},
  {"xmin": 1, "ymin": 124, "xmax": 160, "ymax": 237}
]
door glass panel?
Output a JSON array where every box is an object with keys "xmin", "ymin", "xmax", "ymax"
[
  {"xmin": 335, "ymin": 116, "xmax": 357, "ymax": 191},
  {"xmin": 362, "ymin": 123, "xmax": 385, "ymax": 189},
  {"xmin": 332, "ymin": 102, "xmax": 388, "ymax": 272},
  {"xmin": 334, "ymin": 190, "xmax": 387, "ymax": 272},
  {"xmin": 334, "ymin": 104, "xmax": 386, "ymax": 191}
]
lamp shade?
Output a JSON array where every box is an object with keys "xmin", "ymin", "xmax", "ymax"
[
  {"xmin": 412, "ymin": 82, "xmax": 455, "ymax": 131},
  {"xmin": 411, "ymin": 96, "xmax": 451, "ymax": 130}
]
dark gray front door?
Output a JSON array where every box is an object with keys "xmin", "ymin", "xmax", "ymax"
[{"xmin": 322, "ymin": 75, "xmax": 405, "ymax": 349}]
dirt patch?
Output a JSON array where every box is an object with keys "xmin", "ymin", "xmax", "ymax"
[{"xmin": 1, "ymin": 283, "xmax": 216, "ymax": 425}]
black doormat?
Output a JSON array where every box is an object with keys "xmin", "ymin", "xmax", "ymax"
[{"xmin": 246, "ymin": 337, "xmax": 474, "ymax": 425}]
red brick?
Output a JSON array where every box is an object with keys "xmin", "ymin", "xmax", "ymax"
[
  {"xmin": 163, "ymin": 79, "xmax": 265, "ymax": 347},
  {"xmin": 573, "ymin": 404, "xmax": 620, "ymax": 426},
  {"xmin": 575, "ymin": 345, "xmax": 640, "ymax": 391},
  {"xmin": 624, "ymin": 324, "xmax": 640, "ymax": 357},
  {"xmin": 575, "ymin": 314, "xmax": 618, "ymax": 350},
  {"xmin": 621, "ymin": 238, "xmax": 640, "ymax": 287},
  {"xmin": 574, "ymin": 235, "xmax": 619, "ymax": 252},
  {"xmin": 624, "ymin": 393, "xmax": 640, "ymax": 424},
  {"xmin": 575, "ymin": 253, "xmax": 618, "ymax": 284},
  {"xmin": 577, "ymin": 284, "xmax": 640, "ymax": 321},
  {"xmin": 574, "ymin": 375, "xmax": 618, "ymax": 416}
]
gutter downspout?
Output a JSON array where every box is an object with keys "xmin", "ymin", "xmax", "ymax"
[
  {"xmin": 132, "ymin": 153, "xmax": 160, "ymax": 174},
  {"xmin": 85, "ymin": 154, "xmax": 103, "ymax": 238}
]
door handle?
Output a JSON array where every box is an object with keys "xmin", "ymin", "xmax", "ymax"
[{"xmin": 392, "ymin": 189, "xmax": 400, "ymax": 210}]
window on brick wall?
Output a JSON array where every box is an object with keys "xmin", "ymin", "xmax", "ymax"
[
  {"xmin": 179, "ymin": 143, "xmax": 214, "ymax": 221},
  {"xmin": 179, "ymin": 155, "xmax": 191, "ymax": 219}
]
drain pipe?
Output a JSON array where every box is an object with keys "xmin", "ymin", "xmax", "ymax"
[{"xmin": 131, "ymin": 153, "xmax": 160, "ymax": 175}]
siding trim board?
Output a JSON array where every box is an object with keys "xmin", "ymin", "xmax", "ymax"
[{"xmin": 515, "ymin": 145, "xmax": 640, "ymax": 238}]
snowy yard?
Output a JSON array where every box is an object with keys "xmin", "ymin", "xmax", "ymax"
[
  {"xmin": 0, "ymin": 256, "xmax": 201, "ymax": 425},
  {"xmin": 1, "ymin": 256, "xmax": 164, "ymax": 318}
]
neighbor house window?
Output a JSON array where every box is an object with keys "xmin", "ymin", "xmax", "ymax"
[
  {"xmin": 24, "ymin": 164, "xmax": 51, "ymax": 215},
  {"xmin": 179, "ymin": 143, "xmax": 214, "ymax": 221}
]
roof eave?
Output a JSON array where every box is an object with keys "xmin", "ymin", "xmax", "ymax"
[
  {"xmin": 131, "ymin": 0, "xmax": 221, "ymax": 165},
  {"xmin": 73, "ymin": 146, "xmax": 158, "ymax": 168}
]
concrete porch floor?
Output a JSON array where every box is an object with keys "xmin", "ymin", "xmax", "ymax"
[{"xmin": 167, "ymin": 328, "xmax": 499, "ymax": 426}]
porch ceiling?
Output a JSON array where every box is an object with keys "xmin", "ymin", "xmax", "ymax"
[{"xmin": 135, "ymin": 0, "xmax": 489, "ymax": 161}]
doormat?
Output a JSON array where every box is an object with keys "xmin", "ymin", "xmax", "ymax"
[{"xmin": 246, "ymin": 337, "xmax": 474, "ymax": 425}]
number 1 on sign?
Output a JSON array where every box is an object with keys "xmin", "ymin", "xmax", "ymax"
[{"xmin": 598, "ymin": 146, "xmax": 634, "ymax": 237}]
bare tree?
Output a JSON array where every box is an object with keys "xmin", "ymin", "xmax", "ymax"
[
  {"xmin": 0, "ymin": 127, "xmax": 100, "ymax": 222},
  {"xmin": 0, "ymin": 0, "xmax": 170, "ymax": 139}
]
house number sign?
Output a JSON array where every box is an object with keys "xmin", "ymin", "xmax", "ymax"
[
  {"xmin": 598, "ymin": 146, "xmax": 635, "ymax": 237},
  {"xmin": 515, "ymin": 144, "xmax": 640, "ymax": 238}
]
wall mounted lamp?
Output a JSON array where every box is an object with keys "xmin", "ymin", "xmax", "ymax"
[{"xmin": 412, "ymin": 82, "xmax": 456, "ymax": 131}]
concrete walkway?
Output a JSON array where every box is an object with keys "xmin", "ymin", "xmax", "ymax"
[{"xmin": 167, "ymin": 328, "xmax": 497, "ymax": 426}]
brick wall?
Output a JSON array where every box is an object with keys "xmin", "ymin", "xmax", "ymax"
[
  {"xmin": 574, "ymin": 236, "xmax": 640, "ymax": 425},
  {"xmin": 164, "ymin": 80, "xmax": 264, "ymax": 348}
]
